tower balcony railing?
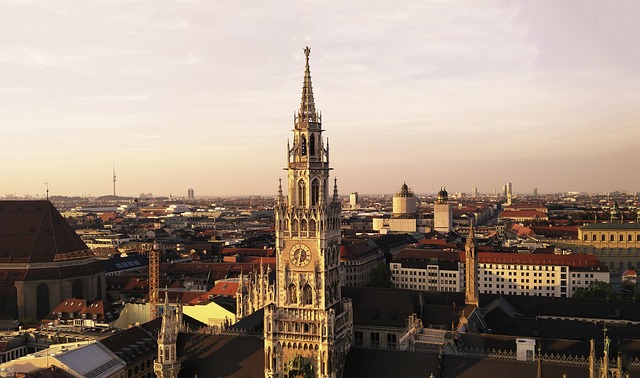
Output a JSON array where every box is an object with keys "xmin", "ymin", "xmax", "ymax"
[
  {"xmin": 272, "ymin": 331, "xmax": 323, "ymax": 343},
  {"xmin": 282, "ymin": 231, "xmax": 318, "ymax": 239}
]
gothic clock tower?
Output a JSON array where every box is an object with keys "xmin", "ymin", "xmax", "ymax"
[{"xmin": 264, "ymin": 47, "xmax": 353, "ymax": 378}]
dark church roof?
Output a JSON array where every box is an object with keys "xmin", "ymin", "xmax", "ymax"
[
  {"xmin": 441, "ymin": 354, "xmax": 587, "ymax": 378},
  {"xmin": 0, "ymin": 200, "xmax": 90, "ymax": 263},
  {"xmin": 344, "ymin": 348, "xmax": 440, "ymax": 377},
  {"xmin": 343, "ymin": 286, "xmax": 468, "ymax": 329},
  {"xmin": 177, "ymin": 333, "xmax": 264, "ymax": 378}
]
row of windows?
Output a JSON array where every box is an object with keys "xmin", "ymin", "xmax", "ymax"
[
  {"xmin": 583, "ymin": 233, "xmax": 640, "ymax": 242},
  {"xmin": 480, "ymin": 265, "xmax": 566, "ymax": 272},
  {"xmin": 353, "ymin": 331, "xmax": 397, "ymax": 349},
  {"xmin": 481, "ymin": 290, "xmax": 567, "ymax": 298}
]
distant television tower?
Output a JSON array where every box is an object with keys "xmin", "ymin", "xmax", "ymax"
[{"xmin": 113, "ymin": 164, "xmax": 117, "ymax": 197}]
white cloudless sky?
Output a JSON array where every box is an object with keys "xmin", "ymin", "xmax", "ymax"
[{"xmin": 1, "ymin": 0, "xmax": 639, "ymax": 197}]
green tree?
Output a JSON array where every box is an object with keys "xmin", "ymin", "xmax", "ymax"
[
  {"xmin": 367, "ymin": 262, "xmax": 392, "ymax": 288},
  {"xmin": 573, "ymin": 280, "xmax": 613, "ymax": 299}
]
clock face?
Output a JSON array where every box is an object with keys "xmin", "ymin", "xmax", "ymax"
[{"xmin": 289, "ymin": 244, "xmax": 312, "ymax": 267}]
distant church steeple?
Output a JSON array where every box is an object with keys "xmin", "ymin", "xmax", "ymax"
[
  {"xmin": 465, "ymin": 220, "xmax": 479, "ymax": 306},
  {"xmin": 610, "ymin": 202, "xmax": 621, "ymax": 223}
]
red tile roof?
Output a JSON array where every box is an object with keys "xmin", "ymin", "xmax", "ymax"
[
  {"xmin": 0, "ymin": 200, "xmax": 91, "ymax": 263},
  {"xmin": 221, "ymin": 247, "xmax": 274, "ymax": 257},
  {"xmin": 44, "ymin": 298, "xmax": 115, "ymax": 322},
  {"xmin": 340, "ymin": 241, "xmax": 377, "ymax": 260},
  {"xmin": 476, "ymin": 252, "xmax": 606, "ymax": 269},
  {"xmin": 417, "ymin": 239, "xmax": 458, "ymax": 249},
  {"xmin": 189, "ymin": 281, "xmax": 241, "ymax": 304},
  {"xmin": 499, "ymin": 210, "xmax": 548, "ymax": 219}
]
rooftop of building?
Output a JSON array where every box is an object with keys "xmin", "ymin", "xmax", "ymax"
[
  {"xmin": 98, "ymin": 325, "xmax": 156, "ymax": 365},
  {"xmin": 0, "ymin": 200, "xmax": 91, "ymax": 263},
  {"xmin": 498, "ymin": 210, "xmax": 548, "ymax": 218},
  {"xmin": 177, "ymin": 333, "xmax": 264, "ymax": 378},
  {"xmin": 42, "ymin": 298, "xmax": 117, "ymax": 323},
  {"xmin": 481, "ymin": 294, "xmax": 640, "ymax": 339},
  {"xmin": 393, "ymin": 248, "xmax": 607, "ymax": 270},
  {"xmin": 343, "ymin": 286, "xmax": 468, "ymax": 329},
  {"xmin": 580, "ymin": 222, "xmax": 640, "ymax": 230}
]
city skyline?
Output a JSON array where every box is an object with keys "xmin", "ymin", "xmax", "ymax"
[{"xmin": 2, "ymin": 1, "xmax": 639, "ymax": 197}]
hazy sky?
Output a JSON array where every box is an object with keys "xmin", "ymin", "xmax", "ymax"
[{"xmin": 2, "ymin": 0, "xmax": 639, "ymax": 197}]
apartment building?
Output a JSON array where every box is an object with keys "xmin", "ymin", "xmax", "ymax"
[{"xmin": 391, "ymin": 248, "xmax": 608, "ymax": 297}]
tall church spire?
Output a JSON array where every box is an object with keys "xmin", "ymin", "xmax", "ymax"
[
  {"xmin": 297, "ymin": 46, "xmax": 318, "ymax": 125},
  {"xmin": 465, "ymin": 220, "xmax": 479, "ymax": 306},
  {"xmin": 266, "ymin": 46, "xmax": 352, "ymax": 378},
  {"xmin": 154, "ymin": 291, "xmax": 181, "ymax": 378}
]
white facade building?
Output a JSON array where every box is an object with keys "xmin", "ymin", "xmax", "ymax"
[{"xmin": 391, "ymin": 249, "xmax": 609, "ymax": 298}]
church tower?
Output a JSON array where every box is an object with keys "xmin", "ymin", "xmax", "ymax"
[
  {"xmin": 264, "ymin": 47, "xmax": 353, "ymax": 378},
  {"xmin": 465, "ymin": 221, "xmax": 479, "ymax": 306},
  {"xmin": 153, "ymin": 292, "xmax": 182, "ymax": 378},
  {"xmin": 433, "ymin": 187, "xmax": 452, "ymax": 233}
]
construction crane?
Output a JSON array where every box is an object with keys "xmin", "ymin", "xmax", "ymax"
[
  {"xmin": 149, "ymin": 244, "xmax": 160, "ymax": 319},
  {"xmin": 116, "ymin": 241, "xmax": 160, "ymax": 320}
]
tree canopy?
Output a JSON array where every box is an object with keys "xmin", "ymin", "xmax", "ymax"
[{"xmin": 367, "ymin": 262, "xmax": 392, "ymax": 288}]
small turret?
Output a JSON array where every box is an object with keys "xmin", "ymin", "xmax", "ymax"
[
  {"xmin": 437, "ymin": 187, "xmax": 448, "ymax": 204},
  {"xmin": 610, "ymin": 202, "xmax": 621, "ymax": 223}
]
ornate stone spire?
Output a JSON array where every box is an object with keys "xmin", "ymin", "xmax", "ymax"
[
  {"xmin": 297, "ymin": 46, "xmax": 318, "ymax": 126},
  {"xmin": 465, "ymin": 219, "xmax": 479, "ymax": 306},
  {"xmin": 277, "ymin": 177, "xmax": 283, "ymax": 204},
  {"xmin": 466, "ymin": 219, "xmax": 477, "ymax": 251},
  {"xmin": 154, "ymin": 289, "xmax": 181, "ymax": 378}
]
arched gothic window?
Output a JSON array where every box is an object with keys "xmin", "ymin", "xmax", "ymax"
[
  {"xmin": 303, "ymin": 284, "xmax": 313, "ymax": 305},
  {"xmin": 592, "ymin": 234, "xmax": 597, "ymax": 242},
  {"xmin": 311, "ymin": 179, "xmax": 319, "ymax": 206},
  {"xmin": 301, "ymin": 135, "xmax": 307, "ymax": 156},
  {"xmin": 72, "ymin": 279, "xmax": 83, "ymax": 299},
  {"xmin": 310, "ymin": 134, "xmax": 315, "ymax": 156},
  {"xmin": 37, "ymin": 283, "xmax": 49, "ymax": 319},
  {"xmin": 298, "ymin": 180, "xmax": 306, "ymax": 207}
]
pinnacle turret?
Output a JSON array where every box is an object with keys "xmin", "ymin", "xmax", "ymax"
[
  {"xmin": 297, "ymin": 46, "xmax": 319, "ymax": 127},
  {"xmin": 466, "ymin": 220, "xmax": 477, "ymax": 251}
]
